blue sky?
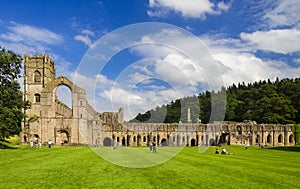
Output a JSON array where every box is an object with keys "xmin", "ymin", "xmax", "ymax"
[{"xmin": 0, "ymin": 0, "xmax": 299, "ymax": 120}]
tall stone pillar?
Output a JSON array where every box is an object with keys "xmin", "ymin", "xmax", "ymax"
[{"xmin": 187, "ymin": 108, "xmax": 192, "ymax": 124}]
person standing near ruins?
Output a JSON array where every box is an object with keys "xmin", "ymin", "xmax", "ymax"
[
  {"xmin": 153, "ymin": 142, "xmax": 157, "ymax": 153},
  {"xmin": 48, "ymin": 140, "xmax": 52, "ymax": 148}
]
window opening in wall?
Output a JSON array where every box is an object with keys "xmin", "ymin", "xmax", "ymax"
[
  {"xmin": 56, "ymin": 85, "xmax": 72, "ymax": 109},
  {"xmin": 35, "ymin": 93, "xmax": 41, "ymax": 103},
  {"xmin": 34, "ymin": 70, "xmax": 41, "ymax": 83},
  {"xmin": 278, "ymin": 134, "xmax": 283, "ymax": 143}
]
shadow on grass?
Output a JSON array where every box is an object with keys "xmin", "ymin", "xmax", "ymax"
[
  {"xmin": 266, "ymin": 146, "xmax": 300, "ymax": 152},
  {"xmin": 0, "ymin": 141, "xmax": 17, "ymax": 149}
]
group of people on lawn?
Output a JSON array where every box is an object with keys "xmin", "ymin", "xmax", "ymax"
[
  {"xmin": 29, "ymin": 139, "xmax": 55, "ymax": 148},
  {"xmin": 215, "ymin": 148, "xmax": 227, "ymax": 154}
]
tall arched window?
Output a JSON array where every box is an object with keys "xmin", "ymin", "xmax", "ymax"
[
  {"xmin": 256, "ymin": 134, "xmax": 260, "ymax": 143},
  {"xmin": 289, "ymin": 134, "xmax": 294, "ymax": 143},
  {"xmin": 267, "ymin": 134, "xmax": 272, "ymax": 144},
  {"xmin": 35, "ymin": 93, "xmax": 41, "ymax": 103},
  {"xmin": 34, "ymin": 70, "xmax": 41, "ymax": 83},
  {"xmin": 278, "ymin": 134, "xmax": 283, "ymax": 143},
  {"xmin": 237, "ymin": 126, "xmax": 242, "ymax": 135}
]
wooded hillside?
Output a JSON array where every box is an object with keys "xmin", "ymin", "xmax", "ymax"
[{"xmin": 130, "ymin": 78, "xmax": 300, "ymax": 124}]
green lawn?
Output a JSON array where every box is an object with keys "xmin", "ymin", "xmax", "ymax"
[{"xmin": 0, "ymin": 145, "xmax": 299, "ymax": 189}]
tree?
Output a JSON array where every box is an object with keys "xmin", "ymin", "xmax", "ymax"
[{"xmin": 0, "ymin": 47, "xmax": 26, "ymax": 140}]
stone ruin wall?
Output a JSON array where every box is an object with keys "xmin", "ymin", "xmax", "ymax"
[
  {"xmin": 101, "ymin": 122, "xmax": 294, "ymax": 147},
  {"xmin": 21, "ymin": 54, "xmax": 295, "ymax": 147}
]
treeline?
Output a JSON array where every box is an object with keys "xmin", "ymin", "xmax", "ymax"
[{"xmin": 130, "ymin": 78, "xmax": 300, "ymax": 124}]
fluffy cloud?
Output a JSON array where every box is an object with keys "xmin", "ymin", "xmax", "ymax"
[
  {"xmin": 0, "ymin": 22, "xmax": 63, "ymax": 54},
  {"xmin": 0, "ymin": 22, "xmax": 63, "ymax": 45},
  {"xmin": 240, "ymin": 29, "xmax": 300, "ymax": 54},
  {"xmin": 147, "ymin": 0, "xmax": 230, "ymax": 19},
  {"xmin": 154, "ymin": 53, "xmax": 205, "ymax": 86},
  {"xmin": 202, "ymin": 33, "xmax": 300, "ymax": 85},
  {"xmin": 263, "ymin": 0, "xmax": 300, "ymax": 28}
]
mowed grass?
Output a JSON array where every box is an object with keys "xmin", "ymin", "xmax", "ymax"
[{"xmin": 0, "ymin": 145, "xmax": 299, "ymax": 189}]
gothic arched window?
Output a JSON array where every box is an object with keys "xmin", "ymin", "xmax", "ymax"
[{"xmin": 34, "ymin": 70, "xmax": 41, "ymax": 83}]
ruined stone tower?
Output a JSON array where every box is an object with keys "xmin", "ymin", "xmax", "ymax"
[{"xmin": 23, "ymin": 54, "xmax": 55, "ymax": 116}]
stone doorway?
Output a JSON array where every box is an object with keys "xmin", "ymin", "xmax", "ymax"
[
  {"xmin": 161, "ymin": 138, "xmax": 167, "ymax": 146},
  {"xmin": 103, "ymin": 137, "xmax": 112, "ymax": 146},
  {"xmin": 57, "ymin": 129, "xmax": 70, "ymax": 144},
  {"xmin": 122, "ymin": 137, "xmax": 126, "ymax": 146},
  {"xmin": 191, "ymin": 139, "xmax": 196, "ymax": 146}
]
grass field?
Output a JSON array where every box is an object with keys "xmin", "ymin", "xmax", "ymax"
[{"xmin": 0, "ymin": 145, "xmax": 299, "ymax": 189}]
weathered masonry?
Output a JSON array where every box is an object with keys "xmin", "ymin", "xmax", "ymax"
[{"xmin": 21, "ymin": 54, "xmax": 295, "ymax": 147}]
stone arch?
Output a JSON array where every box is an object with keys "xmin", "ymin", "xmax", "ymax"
[
  {"xmin": 122, "ymin": 137, "xmax": 126, "ymax": 146},
  {"xmin": 191, "ymin": 139, "xmax": 196, "ymax": 146},
  {"xmin": 256, "ymin": 134, "xmax": 260, "ymax": 143},
  {"xmin": 56, "ymin": 85, "xmax": 72, "ymax": 108},
  {"xmin": 43, "ymin": 76, "xmax": 78, "ymax": 105},
  {"xmin": 278, "ymin": 134, "xmax": 283, "ymax": 143},
  {"xmin": 209, "ymin": 138, "xmax": 215, "ymax": 146},
  {"xmin": 52, "ymin": 77, "xmax": 74, "ymax": 103},
  {"xmin": 34, "ymin": 70, "xmax": 41, "ymax": 83},
  {"xmin": 289, "ymin": 134, "xmax": 294, "ymax": 143},
  {"xmin": 33, "ymin": 134, "xmax": 39, "ymax": 139},
  {"xmin": 57, "ymin": 128, "xmax": 70, "ymax": 144},
  {"xmin": 237, "ymin": 125, "xmax": 242, "ymax": 135},
  {"xmin": 267, "ymin": 134, "xmax": 272, "ymax": 144},
  {"xmin": 103, "ymin": 137, "xmax": 112, "ymax": 146},
  {"xmin": 161, "ymin": 138, "xmax": 167, "ymax": 146}
]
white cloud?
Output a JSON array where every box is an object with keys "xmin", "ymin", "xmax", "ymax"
[
  {"xmin": 82, "ymin": 29, "xmax": 95, "ymax": 36},
  {"xmin": 74, "ymin": 29, "xmax": 96, "ymax": 47},
  {"xmin": 240, "ymin": 29, "xmax": 300, "ymax": 54},
  {"xmin": 74, "ymin": 35, "xmax": 93, "ymax": 47},
  {"xmin": 202, "ymin": 33, "xmax": 300, "ymax": 85},
  {"xmin": 0, "ymin": 22, "xmax": 63, "ymax": 45},
  {"xmin": 263, "ymin": 0, "xmax": 300, "ymax": 28},
  {"xmin": 128, "ymin": 72, "xmax": 152, "ymax": 84},
  {"xmin": 147, "ymin": 0, "xmax": 231, "ymax": 19},
  {"xmin": 154, "ymin": 53, "xmax": 205, "ymax": 86},
  {"xmin": 0, "ymin": 22, "xmax": 63, "ymax": 55}
]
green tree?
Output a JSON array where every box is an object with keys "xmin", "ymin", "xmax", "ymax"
[
  {"xmin": 249, "ymin": 94, "xmax": 297, "ymax": 124},
  {"xmin": 0, "ymin": 47, "xmax": 26, "ymax": 140},
  {"xmin": 292, "ymin": 124, "xmax": 300, "ymax": 145}
]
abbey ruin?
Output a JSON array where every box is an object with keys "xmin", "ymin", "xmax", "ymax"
[{"xmin": 21, "ymin": 54, "xmax": 295, "ymax": 147}]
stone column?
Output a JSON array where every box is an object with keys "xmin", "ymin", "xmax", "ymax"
[{"xmin": 187, "ymin": 108, "xmax": 192, "ymax": 124}]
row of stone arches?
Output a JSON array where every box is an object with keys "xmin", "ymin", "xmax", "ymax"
[
  {"xmin": 255, "ymin": 133, "xmax": 294, "ymax": 144},
  {"xmin": 103, "ymin": 134, "xmax": 202, "ymax": 147}
]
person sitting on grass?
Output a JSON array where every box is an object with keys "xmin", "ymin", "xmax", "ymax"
[
  {"xmin": 221, "ymin": 148, "xmax": 227, "ymax": 154},
  {"xmin": 215, "ymin": 148, "xmax": 219, "ymax": 154}
]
